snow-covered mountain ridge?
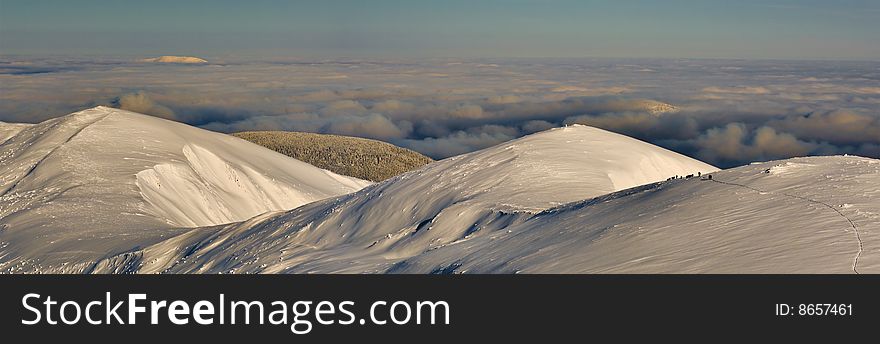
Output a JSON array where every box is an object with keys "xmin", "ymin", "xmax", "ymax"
[
  {"xmin": 95, "ymin": 155, "xmax": 878, "ymax": 274},
  {"xmin": 4, "ymin": 107, "xmax": 877, "ymax": 274},
  {"xmin": 0, "ymin": 107, "xmax": 369, "ymax": 272}
]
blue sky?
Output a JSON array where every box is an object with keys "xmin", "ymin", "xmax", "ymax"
[{"xmin": 1, "ymin": 0, "xmax": 879, "ymax": 59}]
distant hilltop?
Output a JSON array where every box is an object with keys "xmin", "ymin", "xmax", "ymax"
[
  {"xmin": 139, "ymin": 56, "xmax": 208, "ymax": 64},
  {"xmin": 634, "ymin": 99, "xmax": 680, "ymax": 115},
  {"xmin": 233, "ymin": 131, "xmax": 433, "ymax": 182}
]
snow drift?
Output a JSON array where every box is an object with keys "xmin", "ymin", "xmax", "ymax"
[
  {"xmin": 96, "ymin": 155, "xmax": 879, "ymax": 274},
  {"xmin": 0, "ymin": 122, "xmax": 32, "ymax": 143},
  {"xmin": 90, "ymin": 125, "xmax": 725, "ymax": 274},
  {"xmin": 5, "ymin": 107, "xmax": 878, "ymax": 274},
  {"xmin": 0, "ymin": 107, "xmax": 369, "ymax": 272}
]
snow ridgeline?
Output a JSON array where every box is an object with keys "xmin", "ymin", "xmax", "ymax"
[
  {"xmin": 4, "ymin": 107, "xmax": 878, "ymax": 274},
  {"xmin": 0, "ymin": 107, "xmax": 369, "ymax": 273},
  {"xmin": 0, "ymin": 122, "xmax": 32, "ymax": 144},
  {"xmin": 94, "ymin": 155, "xmax": 879, "ymax": 274},
  {"xmin": 92, "ymin": 124, "xmax": 721, "ymax": 274}
]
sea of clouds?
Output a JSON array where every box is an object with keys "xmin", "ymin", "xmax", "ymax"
[{"xmin": 1, "ymin": 56, "xmax": 877, "ymax": 167}]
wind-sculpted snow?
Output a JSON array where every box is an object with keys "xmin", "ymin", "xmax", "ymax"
[
  {"xmin": 0, "ymin": 107, "xmax": 369, "ymax": 273},
  {"xmin": 6, "ymin": 109, "xmax": 878, "ymax": 274},
  {"xmin": 135, "ymin": 144, "xmax": 359, "ymax": 227},
  {"xmin": 90, "ymin": 125, "xmax": 721, "ymax": 274},
  {"xmin": 96, "ymin": 155, "xmax": 880, "ymax": 274},
  {"xmin": 0, "ymin": 122, "xmax": 31, "ymax": 144},
  {"xmin": 396, "ymin": 157, "xmax": 880, "ymax": 273}
]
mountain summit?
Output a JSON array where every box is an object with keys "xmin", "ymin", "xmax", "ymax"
[
  {"xmin": 92, "ymin": 124, "xmax": 720, "ymax": 274},
  {"xmin": 139, "ymin": 56, "xmax": 208, "ymax": 64},
  {"xmin": 0, "ymin": 106, "xmax": 369, "ymax": 272},
  {"xmin": 6, "ymin": 108, "xmax": 876, "ymax": 274}
]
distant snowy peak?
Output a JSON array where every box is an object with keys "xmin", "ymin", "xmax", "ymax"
[{"xmin": 139, "ymin": 56, "xmax": 208, "ymax": 64}]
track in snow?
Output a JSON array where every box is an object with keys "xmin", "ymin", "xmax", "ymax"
[{"xmin": 710, "ymin": 178, "xmax": 864, "ymax": 274}]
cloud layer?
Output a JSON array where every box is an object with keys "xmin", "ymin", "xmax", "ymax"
[{"xmin": 1, "ymin": 57, "xmax": 878, "ymax": 167}]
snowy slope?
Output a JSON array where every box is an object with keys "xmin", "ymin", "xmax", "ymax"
[
  {"xmin": 96, "ymin": 155, "xmax": 880, "ymax": 274},
  {"xmin": 89, "ymin": 125, "xmax": 721, "ymax": 274},
  {"xmin": 11, "ymin": 113, "xmax": 874, "ymax": 274},
  {"xmin": 0, "ymin": 106, "xmax": 369, "ymax": 273},
  {"xmin": 395, "ymin": 157, "xmax": 880, "ymax": 273},
  {"xmin": 0, "ymin": 122, "xmax": 31, "ymax": 143}
]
